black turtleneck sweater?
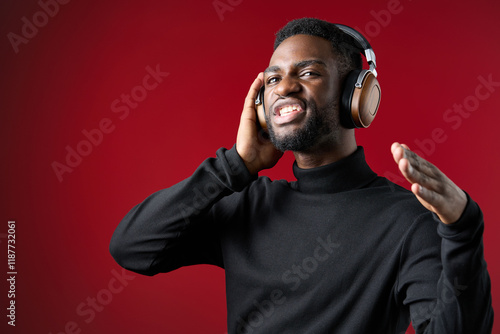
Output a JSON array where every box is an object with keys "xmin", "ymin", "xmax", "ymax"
[{"xmin": 109, "ymin": 146, "xmax": 493, "ymax": 333}]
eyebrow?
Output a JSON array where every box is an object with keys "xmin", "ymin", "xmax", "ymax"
[{"xmin": 264, "ymin": 59, "xmax": 327, "ymax": 74}]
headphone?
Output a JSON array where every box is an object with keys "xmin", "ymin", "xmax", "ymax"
[{"xmin": 255, "ymin": 23, "xmax": 381, "ymax": 129}]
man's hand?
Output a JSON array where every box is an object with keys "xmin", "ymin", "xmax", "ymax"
[
  {"xmin": 391, "ymin": 142, "xmax": 467, "ymax": 224},
  {"xmin": 236, "ymin": 73, "xmax": 283, "ymax": 175}
]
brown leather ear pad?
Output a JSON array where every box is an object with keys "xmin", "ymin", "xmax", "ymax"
[
  {"xmin": 256, "ymin": 102, "xmax": 267, "ymax": 131},
  {"xmin": 340, "ymin": 70, "xmax": 360, "ymax": 128},
  {"xmin": 351, "ymin": 72, "xmax": 381, "ymax": 128},
  {"xmin": 255, "ymin": 86, "xmax": 268, "ymax": 132}
]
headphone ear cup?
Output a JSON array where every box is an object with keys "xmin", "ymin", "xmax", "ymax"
[
  {"xmin": 255, "ymin": 86, "xmax": 268, "ymax": 132},
  {"xmin": 340, "ymin": 70, "xmax": 361, "ymax": 129},
  {"xmin": 340, "ymin": 70, "xmax": 381, "ymax": 128},
  {"xmin": 351, "ymin": 71, "xmax": 381, "ymax": 128}
]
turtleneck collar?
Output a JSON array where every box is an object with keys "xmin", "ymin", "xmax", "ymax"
[{"xmin": 292, "ymin": 146, "xmax": 378, "ymax": 194}]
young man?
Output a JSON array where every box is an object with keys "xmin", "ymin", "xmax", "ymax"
[{"xmin": 110, "ymin": 18, "xmax": 493, "ymax": 333}]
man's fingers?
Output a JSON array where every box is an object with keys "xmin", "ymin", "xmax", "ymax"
[
  {"xmin": 243, "ymin": 73, "xmax": 264, "ymax": 112},
  {"xmin": 394, "ymin": 143, "xmax": 454, "ymax": 212},
  {"xmin": 391, "ymin": 142, "xmax": 468, "ymax": 224},
  {"xmin": 392, "ymin": 143, "xmax": 419, "ymax": 183},
  {"xmin": 392, "ymin": 143, "xmax": 444, "ymax": 192},
  {"xmin": 391, "ymin": 142, "xmax": 405, "ymax": 164},
  {"xmin": 401, "ymin": 158, "xmax": 441, "ymax": 190},
  {"xmin": 411, "ymin": 183, "xmax": 440, "ymax": 206}
]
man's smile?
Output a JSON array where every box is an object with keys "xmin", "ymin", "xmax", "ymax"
[{"xmin": 272, "ymin": 99, "xmax": 306, "ymax": 125}]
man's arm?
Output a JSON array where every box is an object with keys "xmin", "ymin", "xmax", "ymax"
[
  {"xmin": 391, "ymin": 143, "xmax": 494, "ymax": 332},
  {"xmin": 109, "ymin": 146, "xmax": 255, "ymax": 275},
  {"xmin": 109, "ymin": 74, "xmax": 274, "ymax": 276}
]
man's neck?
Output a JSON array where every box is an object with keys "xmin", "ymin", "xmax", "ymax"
[{"xmin": 293, "ymin": 138, "xmax": 357, "ymax": 169}]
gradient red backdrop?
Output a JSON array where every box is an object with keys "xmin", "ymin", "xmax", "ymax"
[{"xmin": 1, "ymin": 0, "xmax": 499, "ymax": 333}]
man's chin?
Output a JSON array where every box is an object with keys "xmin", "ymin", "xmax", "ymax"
[
  {"xmin": 270, "ymin": 124, "xmax": 301, "ymax": 138},
  {"xmin": 269, "ymin": 127, "xmax": 318, "ymax": 152}
]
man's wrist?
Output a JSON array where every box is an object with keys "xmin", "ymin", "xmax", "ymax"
[{"xmin": 224, "ymin": 145, "xmax": 258, "ymax": 190}]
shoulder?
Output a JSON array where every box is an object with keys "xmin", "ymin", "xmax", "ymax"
[
  {"xmin": 211, "ymin": 175, "xmax": 291, "ymax": 219},
  {"xmin": 364, "ymin": 176, "xmax": 439, "ymax": 232},
  {"xmin": 365, "ymin": 178, "xmax": 442, "ymax": 264},
  {"xmin": 243, "ymin": 175, "xmax": 293, "ymax": 203}
]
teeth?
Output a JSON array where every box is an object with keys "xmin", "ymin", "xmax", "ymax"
[{"xmin": 279, "ymin": 105, "xmax": 300, "ymax": 116}]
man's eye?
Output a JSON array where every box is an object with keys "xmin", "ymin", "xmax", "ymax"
[
  {"xmin": 303, "ymin": 71, "xmax": 318, "ymax": 77},
  {"xmin": 267, "ymin": 77, "xmax": 279, "ymax": 84}
]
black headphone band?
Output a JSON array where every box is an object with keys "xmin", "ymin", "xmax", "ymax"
[
  {"xmin": 333, "ymin": 24, "xmax": 371, "ymax": 50},
  {"xmin": 333, "ymin": 23, "xmax": 377, "ymax": 76}
]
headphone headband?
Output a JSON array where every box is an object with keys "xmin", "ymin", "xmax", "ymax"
[{"xmin": 333, "ymin": 23, "xmax": 377, "ymax": 77}]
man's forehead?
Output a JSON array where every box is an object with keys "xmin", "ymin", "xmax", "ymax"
[
  {"xmin": 267, "ymin": 34, "xmax": 335, "ymax": 71},
  {"xmin": 264, "ymin": 59, "xmax": 328, "ymax": 74}
]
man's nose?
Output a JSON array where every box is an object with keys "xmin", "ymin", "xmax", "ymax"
[{"xmin": 273, "ymin": 76, "xmax": 301, "ymax": 97}]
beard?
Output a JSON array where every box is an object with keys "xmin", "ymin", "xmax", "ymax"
[{"xmin": 266, "ymin": 97, "xmax": 339, "ymax": 152}]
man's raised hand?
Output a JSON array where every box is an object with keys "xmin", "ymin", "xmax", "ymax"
[
  {"xmin": 391, "ymin": 142, "xmax": 467, "ymax": 224},
  {"xmin": 236, "ymin": 73, "xmax": 283, "ymax": 175}
]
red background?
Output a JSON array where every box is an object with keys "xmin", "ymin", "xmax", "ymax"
[{"xmin": 1, "ymin": 0, "xmax": 499, "ymax": 333}]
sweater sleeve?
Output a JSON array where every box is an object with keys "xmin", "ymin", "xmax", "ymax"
[
  {"xmin": 109, "ymin": 145, "xmax": 255, "ymax": 276},
  {"xmin": 399, "ymin": 194, "xmax": 494, "ymax": 333}
]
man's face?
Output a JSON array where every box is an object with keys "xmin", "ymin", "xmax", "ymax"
[{"xmin": 263, "ymin": 34, "xmax": 342, "ymax": 152}]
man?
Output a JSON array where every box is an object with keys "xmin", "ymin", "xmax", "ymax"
[{"xmin": 110, "ymin": 18, "xmax": 493, "ymax": 333}]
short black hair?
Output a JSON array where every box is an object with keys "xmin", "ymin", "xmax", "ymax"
[{"xmin": 274, "ymin": 18, "xmax": 362, "ymax": 81}]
